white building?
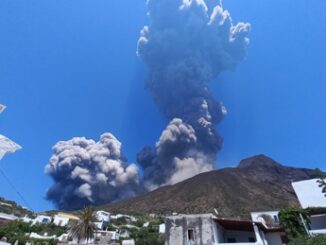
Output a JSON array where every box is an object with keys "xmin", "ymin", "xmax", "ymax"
[
  {"xmin": 165, "ymin": 214, "xmax": 287, "ymax": 245},
  {"xmin": 29, "ymin": 232, "xmax": 56, "ymax": 240},
  {"xmin": 32, "ymin": 215, "xmax": 52, "ymax": 225},
  {"xmin": 21, "ymin": 216, "xmax": 34, "ymax": 223},
  {"xmin": 94, "ymin": 210, "xmax": 110, "ymax": 230},
  {"xmin": 53, "ymin": 212, "xmax": 80, "ymax": 227},
  {"xmin": 110, "ymin": 214, "xmax": 137, "ymax": 222},
  {"xmin": 122, "ymin": 240, "xmax": 135, "ymax": 245},
  {"xmin": 0, "ymin": 212, "xmax": 18, "ymax": 225},
  {"xmin": 292, "ymin": 178, "xmax": 326, "ymax": 235},
  {"xmin": 292, "ymin": 178, "xmax": 326, "ymax": 208}
]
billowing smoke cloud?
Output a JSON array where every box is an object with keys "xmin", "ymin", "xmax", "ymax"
[
  {"xmin": 137, "ymin": 0, "xmax": 250, "ymax": 188},
  {"xmin": 45, "ymin": 0, "xmax": 250, "ymax": 209},
  {"xmin": 45, "ymin": 133, "xmax": 140, "ymax": 210}
]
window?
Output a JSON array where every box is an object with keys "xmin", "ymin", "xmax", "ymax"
[
  {"xmin": 42, "ymin": 218, "xmax": 50, "ymax": 223},
  {"xmin": 187, "ymin": 229, "xmax": 195, "ymax": 242},
  {"xmin": 227, "ymin": 238, "xmax": 236, "ymax": 243},
  {"xmin": 273, "ymin": 215, "xmax": 279, "ymax": 222},
  {"xmin": 248, "ymin": 237, "xmax": 256, "ymax": 242}
]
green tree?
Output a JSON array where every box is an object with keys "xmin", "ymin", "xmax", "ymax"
[
  {"xmin": 279, "ymin": 208, "xmax": 310, "ymax": 240},
  {"xmin": 130, "ymin": 227, "xmax": 164, "ymax": 245},
  {"xmin": 289, "ymin": 234, "xmax": 326, "ymax": 245},
  {"xmin": 69, "ymin": 206, "xmax": 97, "ymax": 243},
  {"xmin": 316, "ymin": 168, "xmax": 326, "ymax": 197},
  {"xmin": 0, "ymin": 220, "xmax": 31, "ymax": 239},
  {"xmin": 0, "ymin": 220, "xmax": 61, "ymax": 245}
]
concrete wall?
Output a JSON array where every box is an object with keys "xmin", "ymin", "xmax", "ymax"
[
  {"xmin": 215, "ymin": 223, "xmax": 224, "ymax": 243},
  {"xmin": 165, "ymin": 215, "xmax": 284, "ymax": 245},
  {"xmin": 165, "ymin": 214, "xmax": 216, "ymax": 245}
]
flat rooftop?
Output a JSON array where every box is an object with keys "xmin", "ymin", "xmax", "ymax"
[{"xmin": 292, "ymin": 178, "xmax": 326, "ymax": 208}]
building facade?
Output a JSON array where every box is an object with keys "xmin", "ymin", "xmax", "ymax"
[
  {"xmin": 53, "ymin": 212, "xmax": 80, "ymax": 227},
  {"xmin": 165, "ymin": 214, "xmax": 286, "ymax": 245},
  {"xmin": 292, "ymin": 178, "xmax": 326, "ymax": 235}
]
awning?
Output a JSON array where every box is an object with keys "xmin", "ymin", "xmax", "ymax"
[{"xmin": 0, "ymin": 135, "xmax": 22, "ymax": 160}]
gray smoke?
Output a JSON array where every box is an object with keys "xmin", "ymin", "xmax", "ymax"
[
  {"xmin": 45, "ymin": 0, "xmax": 250, "ymax": 209},
  {"xmin": 45, "ymin": 133, "xmax": 140, "ymax": 210},
  {"xmin": 137, "ymin": 0, "xmax": 250, "ymax": 188}
]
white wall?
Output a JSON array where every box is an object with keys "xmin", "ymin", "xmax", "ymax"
[
  {"xmin": 251, "ymin": 211, "xmax": 279, "ymax": 224},
  {"xmin": 159, "ymin": 223, "xmax": 165, "ymax": 234},
  {"xmin": 0, "ymin": 241, "xmax": 11, "ymax": 245},
  {"xmin": 96, "ymin": 211, "xmax": 110, "ymax": 222},
  {"xmin": 32, "ymin": 215, "xmax": 52, "ymax": 225},
  {"xmin": 168, "ymin": 226, "xmax": 183, "ymax": 245},
  {"xmin": 264, "ymin": 232, "xmax": 284, "ymax": 245},
  {"xmin": 122, "ymin": 240, "xmax": 135, "ymax": 245},
  {"xmin": 53, "ymin": 215, "xmax": 70, "ymax": 227},
  {"xmin": 0, "ymin": 213, "xmax": 17, "ymax": 222},
  {"xmin": 292, "ymin": 179, "xmax": 326, "ymax": 208}
]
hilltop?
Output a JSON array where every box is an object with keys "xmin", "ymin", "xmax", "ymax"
[{"xmin": 100, "ymin": 155, "xmax": 317, "ymax": 217}]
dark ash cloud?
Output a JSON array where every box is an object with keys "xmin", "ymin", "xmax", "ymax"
[
  {"xmin": 45, "ymin": 133, "xmax": 140, "ymax": 210},
  {"xmin": 137, "ymin": 0, "xmax": 250, "ymax": 188},
  {"xmin": 45, "ymin": 0, "xmax": 250, "ymax": 209}
]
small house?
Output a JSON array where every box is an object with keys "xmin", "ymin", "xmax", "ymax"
[
  {"xmin": 165, "ymin": 213, "xmax": 286, "ymax": 245},
  {"xmin": 53, "ymin": 212, "xmax": 80, "ymax": 227}
]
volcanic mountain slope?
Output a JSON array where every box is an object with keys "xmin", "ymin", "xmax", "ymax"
[{"xmin": 101, "ymin": 155, "xmax": 317, "ymax": 217}]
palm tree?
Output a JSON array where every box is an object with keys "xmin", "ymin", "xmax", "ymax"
[{"xmin": 69, "ymin": 206, "xmax": 97, "ymax": 244}]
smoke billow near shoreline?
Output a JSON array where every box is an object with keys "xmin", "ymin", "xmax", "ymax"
[{"xmin": 45, "ymin": 0, "xmax": 250, "ymax": 210}]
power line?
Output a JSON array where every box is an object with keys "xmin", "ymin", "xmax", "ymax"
[{"xmin": 0, "ymin": 165, "xmax": 34, "ymax": 212}]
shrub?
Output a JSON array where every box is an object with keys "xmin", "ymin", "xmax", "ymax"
[
  {"xmin": 279, "ymin": 208, "xmax": 310, "ymax": 240},
  {"xmin": 289, "ymin": 234, "xmax": 326, "ymax": 245}
]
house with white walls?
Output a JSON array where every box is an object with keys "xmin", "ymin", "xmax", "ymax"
[
  {"xmin": 32, "ymin": 214, "xmax": 52, "ymax": 225},
  {"xmin": 21, "ymin": 215, "xmax": 34, "ymax": 223},
  {"xmin": 29, "ymin": 232, "xmax": 56, "ymax": 240},
  {"xmin": 94, "ymin": 210, "xmax": 110, "ymax": 230},
  {"xmin": 53, "ymin": 212, "xmax": 80, "ymax": 227},
  {"xmin": 110, "ymin": 214, "xmax": 137, "ymax": 222},
  {"xmin": 0, "ymin": 212, "xmax": 18, "ymax": 225},
  {"xmin": 292, "ymin": 178, "xmax": 326, "ymax": 235},
  {"xmin": 250, "ymin": 211, "xmax": 286, "ymax": 245},
  {"xmin": 165, "ymin": 214, "xmax": 287, "ymax": 245}
]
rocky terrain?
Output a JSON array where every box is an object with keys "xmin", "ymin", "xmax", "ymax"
[{"xmin": 101, "ymin": 155, "xmax": 317, "ymax": 217}]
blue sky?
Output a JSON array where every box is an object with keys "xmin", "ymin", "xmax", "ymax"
[{"xmin": 0, "ymin": 0, "xmax": 325, "ymax": 211}]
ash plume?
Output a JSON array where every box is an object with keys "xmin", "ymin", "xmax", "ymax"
[
  {"xmin": 137, "ymin": 0, "xmax": 250, "ymax": 188},
  {"xmin": 45, "ymin": 0, "xmax": 250, "ymax": 209},
  {"xmin": 45, "ymin": 133, "xmax": 140, "ymax": 210}
]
